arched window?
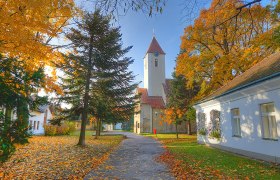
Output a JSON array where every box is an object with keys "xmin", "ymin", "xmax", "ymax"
[{"xmin": 155, "ymin": 59, "xmax": 158, "ymax": 67}]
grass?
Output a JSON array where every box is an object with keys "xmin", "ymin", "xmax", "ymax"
[
  {"xmin": 70, "ymin": 130, "xmax": 96, "ymax": 136},
  {"xmin": 143, "ymin": 133, "xmax": 280, "ymax": 179},
  {"xmin": 0, "ymin": 131, "xmax": 124, "ymax": 179}
]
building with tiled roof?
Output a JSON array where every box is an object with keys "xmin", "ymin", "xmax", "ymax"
[
  {"xmin": 194, "ymin": 52, "xmax": 280, "ymax": 163},
  {"xmin": 134, "ymin": 36, "xmax": 188, "ymax": 134}
]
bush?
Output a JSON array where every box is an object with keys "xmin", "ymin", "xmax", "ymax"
[
  {"xmin": 209, "ymin": 129, "xmax": 221, "ymax": 139},
  {"xmin": 56, "ymin": 124, "xmax": 70, "ymax": 135},
  {"xmin": 198, "ymin": 128, "xmax": 207, "ymax": 135},
  {"xmin": 65, "ymin": 121, "xmax": 76, "ymax": 133},
  {"xmin": 44, "ymin": 124, "xmax": 57, "ymax": 136}
]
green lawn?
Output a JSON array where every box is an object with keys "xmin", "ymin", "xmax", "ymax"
[
  {"xmin": 70, "ymin": 130, "xmax": 96, "ymax": 136},
  {"xmin": 144, "ymin": 133, "xmax": 280, "ymax": 179}
]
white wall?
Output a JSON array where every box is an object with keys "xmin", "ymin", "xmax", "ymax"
[
  {"xmin": 144, "ymin": 53, "xmax": 165, "ymax": 96},
  {"xmin": 195, "ymin": 77, "xmax": 280, "ymax": 162},
  {"xmin": 134, "ymin": 104, "xmax": 152, "ymax": 134},
  {"xmin": 29, "ymin": 108, "xmax": 52, "ymax": 135}
]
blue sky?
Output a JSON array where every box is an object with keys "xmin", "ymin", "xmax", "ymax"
[
  {"xmin": 77, "ymin": 0, "xmax": 271, "ymax": 87},
  {"xmin": 117, "ymin": 0, "xmax": 192, "ymax": 86},
  {"xmin": 117, "ymin": 0, "xmax": 201, "ymax": 86}
]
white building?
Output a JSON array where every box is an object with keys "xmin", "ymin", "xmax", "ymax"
[
  {"xmin": 194, "ymin": 53, "xmax": 280, "ymax": 163},
  {"xmin": 29, "ymin": 105, "xmax": 53, "ymax": 135},
  {"xmin": 134, "ymin": 36, "xmax": 189, "ymax": 134}
]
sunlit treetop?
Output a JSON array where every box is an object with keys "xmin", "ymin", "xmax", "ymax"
[{"xmin": 0, "ymin": 0, "xmax": 77, "ymax": 71}]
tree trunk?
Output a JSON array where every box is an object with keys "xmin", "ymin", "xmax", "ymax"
[
  {"xmin": 14, "ymin": 97, "xmax": 29, "ymax": 144},
  {"xmin": 175, "ymin": 123, "xmax": 178, "ymax": 139},
  {"xmin": 98, "ymin": 119, "xmax": 102, "ymax": 136},
  {"xmin": 95, "ymin": 118, "xmax": 101, "ymax": 139},
  {"xmin": 78, "ymin": 36, "xmax": 94, "ymax": 146}
]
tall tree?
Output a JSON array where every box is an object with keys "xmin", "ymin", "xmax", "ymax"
[
  {"xmin": 56, "ymin": 10, "xmax": 138, "ymax": 145},
  {"xmin": 0, "ymin": 56, "xmax": 47, "ymax": 161},
  {"xmin": 176, "ymin": 0, "xmax": 277, "ymax": 99},
  {"xmin": 163, "ymin": 74, "xmax": 199, "ymax": 138}
]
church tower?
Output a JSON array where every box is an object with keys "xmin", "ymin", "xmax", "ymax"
[{"xmin": 144, "ymin": 36, "xmax": 166, "ymax": 96}]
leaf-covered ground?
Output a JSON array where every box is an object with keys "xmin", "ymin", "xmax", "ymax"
[
  {"xmin": 144, "ymin": 134, "xmax": 280, "ymax": 179},
  {"xmin": 0, "ymin": 134, "xmax": 123, "ymax": 179}
]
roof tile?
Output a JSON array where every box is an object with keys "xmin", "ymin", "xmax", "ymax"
[
  {"xmin": 137, "ymin": 88, "xmax": 165, "ymax": 108},
  {"xmin": 146, "ymin": 37, "xmax": 165, "ymax": 55}
]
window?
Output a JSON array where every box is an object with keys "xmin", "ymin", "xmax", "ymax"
[
  {"xmin": 260, "ymin": 103, "xmax": 278, "ymax": 140},
  {"xmin": 29, "ymin": 120, "xmax": 33, "ymax": 130},
  {"xmin": 37, "ymin": 121, "xmax": 40, "ymax": 130},
  {"xmin": 34, "ymin": 121, "xmax": 36, "ymax": 130},
  {"xmin": 231, "ymin": 108, "xmax": 241, "ymax": 137},
  {"xmin": 137, "ymin": 123, "xmax": 140, "ymax": 128},
  {"xmin": 155, "ymin": 59, "xmax": 158, "ymax": 67}
]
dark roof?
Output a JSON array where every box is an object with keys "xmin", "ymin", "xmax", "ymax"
[
  {"xmin": 199, "ymin": 52, "xmax": 280, "ymax": 104},
  {"xmin": 146, "ymin": 37, "xmax": 165, "ymax": 55},
  {"xmin": 137, "ymin": 88, "xmax": 165, "ymax": 109},
  {"xmin": 162, "ymin": 79, "xmax": 173, "ymax": 98}
]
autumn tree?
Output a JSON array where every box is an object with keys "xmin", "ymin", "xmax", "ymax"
[
  {"xmin": 176, "ymin": 0, "xmax": 277, "ymax": 99},
  {"xmin": 163, "ymin": 74, "xmax": 199, "ymax": 138},
  {"xmin": 0, "ymin": 0, "xmax": 75, "ymax": 66}
]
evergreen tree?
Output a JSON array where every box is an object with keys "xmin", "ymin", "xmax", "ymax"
[
  {"xmin": 56, "ymin": 10, "xmax": 138, "ymax": 145},
  {"xmin": 0, "ymin": 56, "xmax": 47, "ymax": 161},
  {"xmin": 166, "ymin": 73, "xmax": 199, "ymax": 137}
]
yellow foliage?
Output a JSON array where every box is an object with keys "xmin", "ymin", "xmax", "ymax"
[
  {"xmin": 0, "ymin": 0, "xmax": 77, "ymax": 94},
  {"xmin": 176, "ymin": 0, "xmax": 277, "ymax": 99},
  {"xmin": 0, "ymin": 0, "xmax": 75, "ymax": 67}
]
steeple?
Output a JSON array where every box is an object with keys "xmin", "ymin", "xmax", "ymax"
[
  {"xmin": 144, "ymin": 36, "xmax": 166, "ymax": 96},
  {"xmin": 146, "ymin": 37, "xmax": 165, "ymax": 55}
]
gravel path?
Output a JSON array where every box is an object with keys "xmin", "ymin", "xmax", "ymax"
[{"xmin": 84, "ymin": 131, "xmax": 175, "ymax": 180}]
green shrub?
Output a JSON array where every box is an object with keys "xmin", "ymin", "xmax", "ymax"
[
  {"xmin": 56, "ymin": 124, "xmax": 70, "ymax": 135},
  {"xmin": 198, "ymin": 128, "xmax": 207, "ymax": 135},
  {"xmin": 209, "ymin": 129, "xmax": 221, "ymax": 139},
  {"xmin": 65, "ymin": 121, "xmax": 76, "ymax": 133},
  {"xmin": 44, "ymin": 124, "xmax": 57, "ymax": 136}
]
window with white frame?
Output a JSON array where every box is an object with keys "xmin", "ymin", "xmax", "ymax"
[
  {"xmin": 231, "ymin": 108, "xmax": 241, "ymax": 137},
  {"xmin": 260, "ymin": 103, "xmax": 278, "ymax": 140},
  {"xmin": 155, "ymin": 59, "xmax": 158, "ymax": 67}
]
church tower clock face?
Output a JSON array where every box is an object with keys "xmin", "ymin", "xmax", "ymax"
[{"xmin": 154, "ymin": 51, "xmax": 159, "ymax": 57}]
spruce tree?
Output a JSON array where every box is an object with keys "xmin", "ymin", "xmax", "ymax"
[
  {"xmin": 56, "ymin": 10, "xmax": 138, "ymax": 145},
  {"xmin": 0, "ymin": 56, "xmax": 47, "ymax": 161}
]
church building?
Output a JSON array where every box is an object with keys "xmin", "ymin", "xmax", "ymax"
[{"xmin": 134, "ymin": 37, "xmax": 188, "ymax": 134}]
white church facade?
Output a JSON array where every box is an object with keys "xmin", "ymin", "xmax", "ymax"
[{"xmin": 134, "ymin": 37, "xmax": 188, "ymax": 134}]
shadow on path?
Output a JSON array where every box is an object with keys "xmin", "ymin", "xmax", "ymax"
[{"xmin": 84, "ymin": 131, "xmax": 174, "ymax": 180}]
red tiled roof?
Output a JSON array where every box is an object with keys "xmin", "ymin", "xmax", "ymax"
[
  {"xmin": 201, "ymin": 52, "xmax": 280, "ymax": 103},
  {"xmin": 137, "ymin": 88, "xmax": 165, "ymax": 109},
  {"xmin": 146, "ymin": 37, "xmax": 165, "ymax": 55}
]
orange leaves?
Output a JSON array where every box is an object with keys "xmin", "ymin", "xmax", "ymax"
[
  {"xmin": 162, "ymin": 108, "xmax": 186, "ymax": 125},
  {"xmin": 176, "ymin": 0, "xmax": 276, "ymax": 99},
  {"xmin": 0, "ymin": 135, "xmax": 122, "ymax": 179},
  {"xmin": 0, "ymin": 0, "xmax": 76, "ymax": 63}
]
